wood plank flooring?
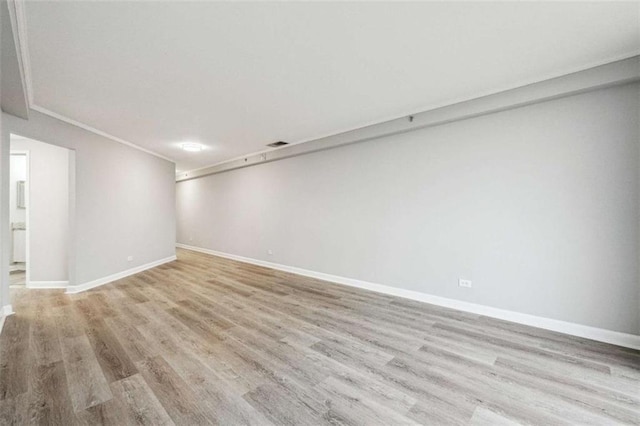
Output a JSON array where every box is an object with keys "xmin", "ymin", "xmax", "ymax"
[{"xmin": 0, "ymin": 248, "xmax": 638, "ymax": 425}]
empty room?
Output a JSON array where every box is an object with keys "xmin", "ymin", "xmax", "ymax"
[{"xmin": 0, "ymin": 1, "xmax": 639, "ymax": 425}]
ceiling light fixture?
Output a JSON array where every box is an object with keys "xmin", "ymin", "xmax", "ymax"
[{"xmin": 181, "ymin": 143, "xmax": 203, "ymax": 152}]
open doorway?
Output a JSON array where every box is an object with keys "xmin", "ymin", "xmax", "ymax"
[
  {"xmin": 9, "ymin": 134, "xmax": 74, "ymax": 290},
  {"xmin": 8, "ymin": 152, "xmax": 27, "ymax": 287}
]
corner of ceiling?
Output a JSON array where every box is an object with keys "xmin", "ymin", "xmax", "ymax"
[{"xmin": 8, "ymin": 0, "xmax": 176, "ymax": 164}]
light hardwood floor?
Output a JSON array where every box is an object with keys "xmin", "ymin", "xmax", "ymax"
[{"xmin": 0, "ymin": 248, "xmax": 638, "ymax": 425}]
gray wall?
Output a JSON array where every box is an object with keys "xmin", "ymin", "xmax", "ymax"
[
  {"xmin": 0, "ymin": 0, "xmax": 28, "ymax": 120},
  {"xmin": 1, "ymin": 109, "xmax": 176, "ymax": 299},
  {"xmin": 177, "ymin": 83, "xmax": 640, "ymax": 335},
  {"xmin": 12, "ymin": 137, "xmax": 69, "ymax": 282}
]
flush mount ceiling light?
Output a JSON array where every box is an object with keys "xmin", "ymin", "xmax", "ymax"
[{"xmin": 181, "ymin": 143, "xmax": 203, "ymax": 152}]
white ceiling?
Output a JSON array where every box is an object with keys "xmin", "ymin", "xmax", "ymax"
[{"xmin": 24, "ymin": 1, "xmax": 639, "ymax": 172}]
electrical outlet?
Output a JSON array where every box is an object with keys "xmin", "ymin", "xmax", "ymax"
[
  {"xmin": 127, "ymin": 256, "xmax": 133, "ymax": 262},
  {"xmin": 458, "ymin": 279, "xmax": 472, "ymax": 288},
  {"xmin": 189, "ymin": 236, "xmax": 193, "ymax": 242},
  {"xmin": 267, "ymin": 249, "xmax": 273, "ymax": 256}
]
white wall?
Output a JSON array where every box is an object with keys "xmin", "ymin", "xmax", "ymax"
[
  {"xmin": 177, "ymin": 83, "xmax": 640, "ymax": 335},
  {"xmin": 1, "ymin": 109, "xmax": 176, "ymax": 300},
  {"xmin": 9, "ymin": 153, "xmax": 26, "ymax": 265},
  {"xmin": 0, "ymin": 0, "xmax": 7, "ymax": 311},
  {"xmin": 12, "ymin": 138, "xmax": 69, "ymax": 282},
  {"xmin": 9, "ymin": 154, "xmax": 26, "ymax": 224}
]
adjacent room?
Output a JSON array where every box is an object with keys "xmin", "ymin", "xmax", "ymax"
[
  {"xmin": 8, "ymin": 135, "xmax": 71, "ymax": 290},
  {"xmin": 8, "ymin": 149, "xmax": 25, "ymax": 286},
  {"xmin": 0, "ymin": 1, "xmax": 638, "ymax": 425}
]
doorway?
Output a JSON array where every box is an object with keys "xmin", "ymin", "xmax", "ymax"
[
  {"xmin": 8, "ymin": 152, "xmax": 27, "ymax": 287},
  {"xmin": 9, "ymin": 134, "xmax": 74, "ymax": 290}
]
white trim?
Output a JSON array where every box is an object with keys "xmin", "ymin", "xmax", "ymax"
[
  {"xmin": 177, "ymin": 53, "xmax": 640, "ymax": 181},
  {"xmin": 9, "ymin": 150, "xmax": 30, "ymax": 286},
  {"xmin": 7, "ymin": 2, "xmax": 173, "ymax": 164},
  {"xmin": 10, "ymin": 136, "xmax": 77, "ymax": 291},
  {"xmin": 30, "ymin": 106, "xmax": 174, "ymax": 162},
  {"xmin": 65, "ymin": 255, "xmax": 177, "ymax": 294},
  {"xmin": 0, "ymin": 306, "xmax": 15, "ymax": 339},
  {"xmin": 10, "ymin": 0, "xmax": 33, "ymax": 105},
  {"xmin": 27, "ymin": 281, "xmax": 68, "ymax": 289},
  {"xmin": 176, "ymin": 243, "xmax": 640, "ymax": 350},
  {"xmin": 0, "ymin": 306, "xmax": 14, "ymax": 336},
  {"xmin": 2, "ymin": 305, "xmax": 14, "ymax": 317},
  {"xmin": 6, "ymin": 0, "xmax": 31, "ymax": 118},
  {"xmin": 9, "ymin": 0, "xmax": 640, "ymax": 174}
]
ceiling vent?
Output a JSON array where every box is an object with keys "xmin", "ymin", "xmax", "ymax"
[{"xmin": 267, "ymin": 141, "xmax": 289, "ymax": 148}]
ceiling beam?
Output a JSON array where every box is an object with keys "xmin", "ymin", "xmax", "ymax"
[{"xmin": 176, "ymin": 55, "xmax": 640, "ymax": 182}]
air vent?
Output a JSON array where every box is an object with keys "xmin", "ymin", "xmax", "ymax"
[{"xmin": 267, "ymin": 141, "xmax": 289, "ymax": 148}]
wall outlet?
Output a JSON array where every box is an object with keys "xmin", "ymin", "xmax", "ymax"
[
  {"xmin": 127, "ymin": 256, "xmax": 133, "ymax": 262},
  {"xmin": 189, "ymin": 236, "xmax": 193, "ymax": 242},
  {"xmin": 458, "ymin": 279, "xmax": 472, "ymax": 288},
  {"xmin": 267, "ymin": 249, "xmax": 273, "ymax": 256}
]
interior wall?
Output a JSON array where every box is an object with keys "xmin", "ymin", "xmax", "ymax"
[
  {"xmin": 177, "ymin": 83, "xmax": 640, "ymax": 335},
  {"xmin": 1, "ymin": 109, "xmax": 176, "ymax": 296},
  {"xmin": 9, "ymin": 155, "xmax": 26, "ymax": 225},
  {"xmin": 0, "ymin": 0, "xmax": 6, "ymax": 311},
  {"xmin": 9, "ymin": 153, "xmax": 26, "ymax": 266},
  {"xmin": 12, "ymin": 138, "xmax": 69, "ymax": 282}
]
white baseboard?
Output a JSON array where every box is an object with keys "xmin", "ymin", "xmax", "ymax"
[
  {"xmin": 66, "ymin": 255, "xmax": 177, "ymax": 294},
  {"xmin": 176, "ymin": 243, "xmax": 640, "ymax": 350},
  {"xmin": 27, "ymin": 280, "xmax": 68, "ymax": 289},
  {"xmin": 0, "ymin": 305, "xmax": 15, "ymax": 336}
]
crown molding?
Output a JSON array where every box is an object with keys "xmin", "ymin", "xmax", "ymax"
[
  {"xmin": 26, "ymin": 106, "xmax": 174, "ymax": 162},
  {"xmin": 9, "ymin": 0, "xmax": 640, "ymax": 172},
  {"xmin": 9, "ymin": 0, "xmax": 174, "ymax": 163},
  {"xmin": 12, "ymin": 0, "xmax": 32, "ymax": 104},
  {"xmin": 30, "ymin": 105, "xmax": 174, "ymax": 162},
  {"xmin": 5, "ymin": 0, "xmax": 30, "ymax": 118}
]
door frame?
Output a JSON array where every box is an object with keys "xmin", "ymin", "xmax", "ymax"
[
  {"xmin": 8, "ymin": 150, "xmax": 29, "ymax": 286},
  {"xmin": 8, "ymin": 134, "xmax": 76, "ymax": 290}
]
